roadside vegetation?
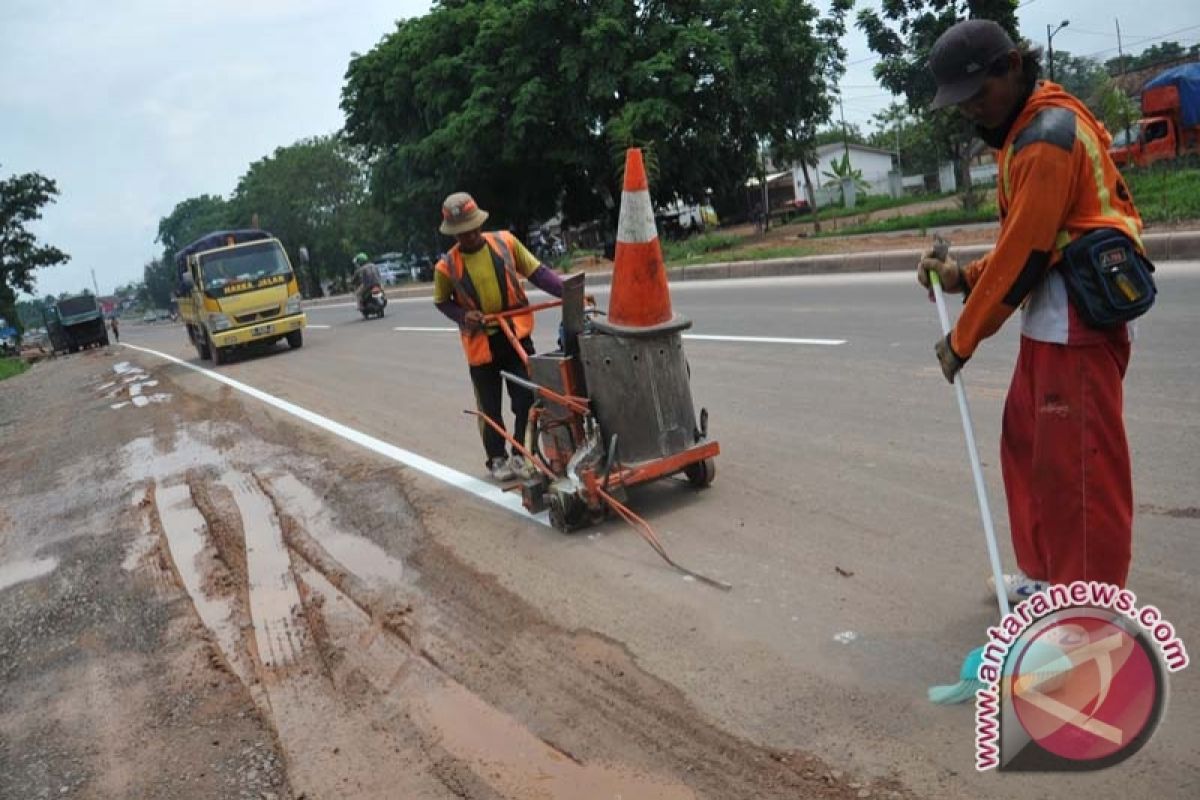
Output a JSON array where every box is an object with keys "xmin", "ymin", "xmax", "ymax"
[
  {"xmin": 0, "ymin": 356, "xmax": 28, "ymax": 381},
  {"xmin": 1124, "ymin": 165, "xmax": 1200, "ymax": 225}
]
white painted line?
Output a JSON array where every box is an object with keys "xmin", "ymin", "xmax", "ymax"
[
  {"xmin": 119, "ymin": 343, "xmax": 549, "ymax": 527},
  {"xmin": 307, "ymin": 324, "xmax": 331, "ymax": 329},
  {"xmin": 683, "ymin": 334, "xmax": 846, "ymax": 346},
  {"xmin": 391, "ymin": 327, "xmax": 845, "ymax": 346}
]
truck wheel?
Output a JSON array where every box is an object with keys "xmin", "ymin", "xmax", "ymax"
[
  {"xmin": 196, "ymin": 333, "xmax": 211, "ymax": 360},
  {"xmin": 210, "ymin": 337, "xmax": 226, "ymax": 365},
  {"xmin": 286, "ymin": 330, "xmax": 303, "ymax": 349}
]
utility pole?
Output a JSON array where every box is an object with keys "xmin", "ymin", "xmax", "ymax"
[
  {"xmin": 91, "ymin": 268, "xmax": 100, "ymax": 297},
  {"xmin": 839, "ymin": 96, "xmax": 850, "ymax": 162},
  {"xmin": 1047, "ymin": 20, "xmax": 1069, "ymax": 82},
  {"xmin": 1116, "ymin": 17, "xmax": 1132, "ymax": 144}
]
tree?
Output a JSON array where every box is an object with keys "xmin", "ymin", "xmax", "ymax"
[
  {"xmin": 857, "ymin": 1, "xmax": 1021, "ymax": 206},
  {"xmin": 141, "ymin": 258, "xmax": 175, "ymax": 310},
  {"xmin": 156, "ymin": 194, "xmax": 235, "ymax": 263},
  {"xmin": 230, "ymin": 135, "xmax": 386, "ymax": 295},
  {"xmin": 1047, "ymin": 50, "xmax": 1108, "ymax": 104},
  {"xmin": 1094, "ymin": 78, "xmax": 1141, "ymax": 143},
  {"xmin": 1, "ymin": 166, "xmax": 70, "ymax": 335},
  {"xmin": 1106, "ymin": 41, "xmax": 1199, "ymax": 75},
  {"xmin": 342, "ymin": 0, "xmax": 850, "ymax": 238}
]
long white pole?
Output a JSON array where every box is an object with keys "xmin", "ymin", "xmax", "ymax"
[{"xmin": 928, "ymin": 242, "xmax": 1011, "ymax": 618}]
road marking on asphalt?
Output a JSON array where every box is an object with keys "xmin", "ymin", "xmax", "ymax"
[
  {"xmin": 392, "ymin": 327, "xmax": 846, "ymax": 346},
  {"xmin": 307, "ymin": 324, "xmax": 331, "ymax": 329},
  {"xmin": 683, "ymin": 334, "xmax": 845, "ymax": 346},
  {"xmin": 119, "ymin": 343, "xmax": 550, "ymax": 527}
]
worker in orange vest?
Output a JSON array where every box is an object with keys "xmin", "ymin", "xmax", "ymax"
[
  {"xmin": 433, "ymin": 192, "xmax": 565, "ymax": 481},
  {"xmin": 918, "ymin": 20, "xmax": 1149, "ymax": 599}
]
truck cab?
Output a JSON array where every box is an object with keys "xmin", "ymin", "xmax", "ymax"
[
  {"xmin": 1109, "ymin": 68, "xmax": 1200, "ymax": 168},
  {"xmin": 174, "ymin": 229, "xmax": 306, "ymax": 365},
  {"xmin": 55, "ymin": 294, "xmax": 109, "ymax": 352}
]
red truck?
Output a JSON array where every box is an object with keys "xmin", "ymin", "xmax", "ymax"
[{"xmin": 1109, "ymin": 63, "xmax": 1200, "ymax": 168}]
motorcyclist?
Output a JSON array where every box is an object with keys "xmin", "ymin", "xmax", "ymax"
[{"xmin": 351, "ymin": 252, "xmax": 384, "ymax": 309}]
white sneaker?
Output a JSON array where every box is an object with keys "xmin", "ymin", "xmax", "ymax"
[
  {"xmin": 508, "ymin": 454, "xmax": 528, "ymax": 478},
  {"xmin": 487, "ymin": 457, "xmax": 515, "ymax": 481},
  {"xmin": 987, "ymin": 572, "xmax": 1050, "ymax": 604}
]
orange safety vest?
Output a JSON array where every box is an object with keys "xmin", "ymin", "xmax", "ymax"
[{"xmin": 435, "ymin": 231, "xmax": 534, "ymax": 366}]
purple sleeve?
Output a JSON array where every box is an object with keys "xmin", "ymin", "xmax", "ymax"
[
  {"xmin": 435, "ymin": 300, "xmax": 466, "ymax": 326},
  {"xmin": 528, "ymin": 265, "xmax": 564, "ymax": 298}
]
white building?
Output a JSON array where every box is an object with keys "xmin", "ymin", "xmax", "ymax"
[{"xmin": 791, "ymin": 142, "xmax": 897, "ymax": 206}]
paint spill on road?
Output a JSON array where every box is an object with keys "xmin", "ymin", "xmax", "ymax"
[{"xmin": 0, "ymin": 556, "xmax": 59, "ymax": 593}]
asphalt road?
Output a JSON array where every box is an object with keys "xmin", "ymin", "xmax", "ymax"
[{"xmin": 124, "ymin": 263, "xmax": 1200, "ymax": 798}]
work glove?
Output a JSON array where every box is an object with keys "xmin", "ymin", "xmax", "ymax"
[
  {"xmin": 935, "ymin": 333, "xmax": 968, "ymax": 384},
  {"xmin": 917, "ymin": 250, "xmax": 964, "ymax": 298},
  {"xmin": 463, "ymin": 310, "xmax": 485, "ymax": 333}
]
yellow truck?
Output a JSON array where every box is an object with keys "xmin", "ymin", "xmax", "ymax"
[{"xmin": 174, "ymin": 229, "xmax": 306, "ymax": 365}]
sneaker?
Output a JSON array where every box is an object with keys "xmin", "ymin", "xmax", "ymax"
[
  {"xmin": 508, "ymin": 454, "xmax": 528, "ymax": 477},
  {"xmin": 987, "ymin": 572, "xmax": 1050, "ymax": 605},
  {"xmin": 487, "ymin": 457, "xmax": 515, "ymax": 482}
]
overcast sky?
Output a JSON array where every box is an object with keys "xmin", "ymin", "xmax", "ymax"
[{"xmin": 4, "ymin": 1, "xmax": 1197, "ymax": 299}]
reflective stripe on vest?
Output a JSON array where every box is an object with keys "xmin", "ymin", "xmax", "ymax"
[{"xmin": 436, "ymin": 231, "xmax": 534, "ymax": 366}]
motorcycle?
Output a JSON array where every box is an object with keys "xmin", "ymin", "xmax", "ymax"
[{"xmin": 359, "ymin": 284, "xmax": 387, "ymax": 320}]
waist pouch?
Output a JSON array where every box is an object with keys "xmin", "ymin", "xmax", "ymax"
[{"xmin": 1059, "ymin": 228, "xmax": 1156, "ymax": 328}]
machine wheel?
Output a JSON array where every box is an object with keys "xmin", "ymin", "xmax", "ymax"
[
  {"xmin": 210, "ymin": 336, "xmax": 227, "ymax": 365},
  {"xmin": 286, "ymin": 330, "xmax": 304, "ymax": 349},
  {"xmin": 547, "ymin": 489, "xmax": 588, "ymax": 532},
  {"xmin": 684, "ymin": 458, "xmax": 716, "ymax": 488}
]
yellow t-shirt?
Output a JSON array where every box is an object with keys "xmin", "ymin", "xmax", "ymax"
[{"xmin": 433, "ymin": 234, "xmax": 541, "ymax": 314}]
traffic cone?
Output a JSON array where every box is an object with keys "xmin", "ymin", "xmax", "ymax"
[{"xmin": 607, "ymin": 148, "xmax": 678, "ymax": 330}]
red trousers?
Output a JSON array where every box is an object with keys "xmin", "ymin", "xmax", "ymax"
[{"xmin": 1001, "ymin": 336, "xmax": 1133, "ymax": 588}]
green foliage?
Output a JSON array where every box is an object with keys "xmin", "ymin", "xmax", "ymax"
[
  {"xmin": 814, "ymin": 204, "xmax": 998, "ymax": 237},
  {"xmin": 660, "ymin": 233, "xmax": 740, "ymax": 263},
  {"xmin": 821, "ymin": 152, "xmax": 870, "ymax": 197},
  {"xmin": 156, "ymin": 195, "xmax": 235, "ymax": 262},
  {"xmin": 142, "ymin": 258, "xmax": 175, "ymax": 310},
  {"xmin": 869, "ymin": 102, "xmax": 941, "ymax": 174},
  {"xmin": 1, "ymin": 165, "xmax": 70, "ymax": 328},
  {"xmin": 857, "ymin": 1, "xmax": 1021, "ymax": 191},
  {"xmin": 0, "ymin": 356, "xmax": 28, "ymax": 381},
  {"xmin": 1106, "ymin": 41, "xmax": 1200, "ymax": 75},
  {"xmin": 342, "ymin": 0, "xmax": 851, "ymax": 241},
  {"xmin": 230, "ymin": 135, "xmax": 386, "ymax": 294},
  {"xmin": 1124, "ymin": 165, "xmax": 1200, "ymax": 224},
  {"xmin": 814, "ymin": 123, "xmax": 867, "ymax": 149},
  {"xmin": 1095, "ymin": 79, "xmax": 1141, "ymax": 140},
  {"xmin": 1046, "ymin": 50, "xmax": 1108, "ymax": 101}
]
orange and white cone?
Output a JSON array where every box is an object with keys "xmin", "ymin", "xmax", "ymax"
[{"xmin": 607, "ymin": 148, "xmax": 680, "ymax": 330}]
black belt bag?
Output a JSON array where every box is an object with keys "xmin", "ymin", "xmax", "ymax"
[{"xmin": 1059, "ymin": 228, "xmax": 1156, "ymax": 328}]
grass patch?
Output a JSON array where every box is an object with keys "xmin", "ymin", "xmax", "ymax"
[
  {"xmin": 801, "ymin": 191, "xmax": 952, "ymax": 225},
  {"xmin": 678, "ymin": 243, "xmax": 821, "ymax": 264},
  {"xmin": 1124, "ymin": 166, "xmax": 1200, "ymax": 225},
  {"xmin": 0, "ymin": 357, "xmax": 28, "ymax": 382},
  {"xmin": 814, "ymin": 205, "xmax": 998, "ymax": 237},
  {"xmin": 661, "ymin": 232, "xmax": 742, "ymax": 263}
]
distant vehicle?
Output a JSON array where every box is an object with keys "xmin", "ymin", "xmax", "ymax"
[
  {"xmin": 156, "ymin": 309, "xmax": 171, "ymax": 320},
  {"xmin": 55, "ymin": 294, "xmax": 109, "ymax": 352},
  {"xmin": 175, "ymin": 228, "xmax": 306, "ymax": 366},
  {"xmin": 1109, "ymin": 63, "xmax": 1200, "ymax": 168},
  {"xmin": 143, "ymin": 311, "xmax": 157, "ymax": 323},
  {"xmin": 0, "ymin": 317, "xmax": 17, "ymax": 355}
]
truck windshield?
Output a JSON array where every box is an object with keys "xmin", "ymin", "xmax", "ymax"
[{"xmin": 199, "ymin": 241, "xmax": 292, "ymax": 292}]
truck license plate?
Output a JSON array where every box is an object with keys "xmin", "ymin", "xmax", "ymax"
[{"xmin": 251, "ymin": 324, "xmax": 274, "ymax": 336}]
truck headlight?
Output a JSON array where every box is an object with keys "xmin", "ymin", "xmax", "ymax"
[
  {"xmin": 207, "ymin": 312, "xmax": 231, "ymax": 332},
  {"xmin": 285, "ymin": 293, "xmax": 302, "ymax": 315}
]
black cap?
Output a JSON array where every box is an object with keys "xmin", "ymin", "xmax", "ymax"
[{"xmin": 928, "ymin": 19, "xmax": 1016, "ymax": 110}]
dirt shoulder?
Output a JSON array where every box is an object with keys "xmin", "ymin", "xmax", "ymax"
[{"xmin": 1, "ymin": 348, "xmax": 916, "ymax": 799}]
